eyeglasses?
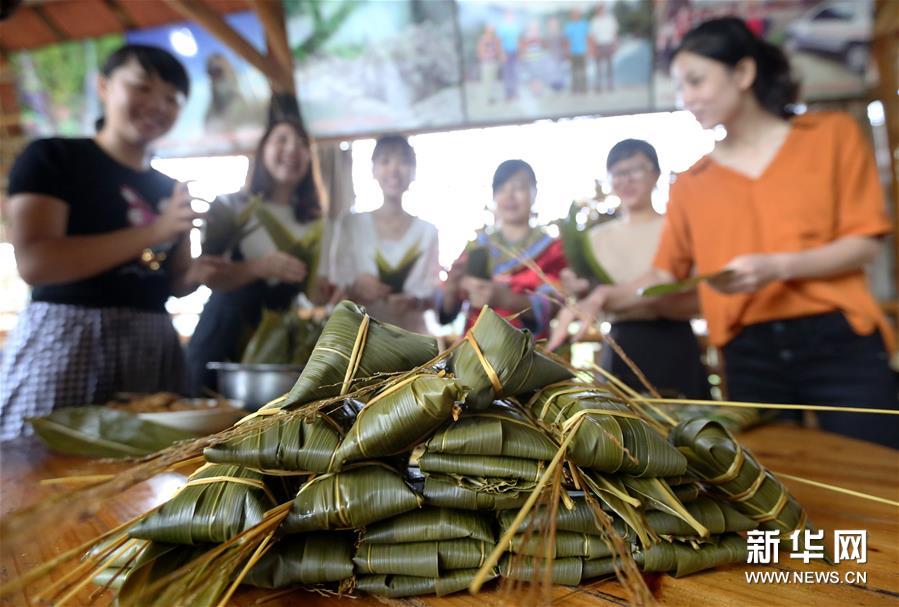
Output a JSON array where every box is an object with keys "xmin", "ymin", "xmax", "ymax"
[{"xmin": 609, "ymin": 166, "xmax": 655, "ymax": 181}]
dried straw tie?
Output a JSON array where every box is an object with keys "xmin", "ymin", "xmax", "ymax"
[
  {"xmin": 342, "ymin": 313, "xmax": 371, "ymax": 396},
  {"xmin": 465, "ymin": 332, "xmax": 504, "ymax": 395}
]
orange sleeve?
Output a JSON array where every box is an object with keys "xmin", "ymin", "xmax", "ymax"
[
  {"xmin": 652, "ymin": 180, "xmax": 694, "ymax": 280},
  {"xmin": 834, "ymin": 113, "xmax": 892, "ymax": 238}
]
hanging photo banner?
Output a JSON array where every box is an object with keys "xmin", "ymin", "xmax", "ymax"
[
  {"xmin": 125, "ymin": 11, "xmax": 270, "ymax": 157},
  {"xmin": 653, "ymin": 0, "xmax": 873, "ymax": 109},
  {"xmin": 12, "ymin": 35, "xmax": 125, "ymax": 138},
  {"xmin": 284, "ymin": 0, "xmax": 464, "ymax": 138},
  {"xmin": 457, "ymin": 0, "xmax": 653, "ymax": 124}
]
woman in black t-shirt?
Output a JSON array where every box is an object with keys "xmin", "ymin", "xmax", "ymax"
[{"xmin": 1, "ymin": 45, "xmax": 214, "ymax": 440}]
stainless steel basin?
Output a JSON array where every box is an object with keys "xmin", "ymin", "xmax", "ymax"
[{"xmin": 206, "ymin": 363, "xmax": 302, "ymax": 411}]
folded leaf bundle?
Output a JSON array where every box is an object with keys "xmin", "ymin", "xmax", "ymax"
[
  {"xmin": 202, "ymin": 195, "xmax": 261, "ymax": 256},
  {"xmin": 283, "ymin": 301, "xmax": 438, "ymax": 407},
  {"xmin": 243, "ymin": 532, "xmax": 355, "ymax": 588},
  {"xmin": 527, "ymin": 384, "xmax": 687, "ymax": 477},
  {"xmin": 452, "ymin": 307, "xmax": 572, "ymax": 409},
  {"xmin": 422, "ymin": 475, "xmax": 529, "ymax": 511},
  {"xmin": 376, "ymin": 245, "xmax": 421, "ymax": 293},
  {"xmin": 464, "ymin": 246, "xmax": 491, "ymax": 280},
  {"xmin": 118, "ymin": 543, "xmax": 228, "ymax": 607},
  {"xmin": 282, "ymin": 463, "xmax": 422, "ymax": 533},
  {"xmin": 29, "ymin": 406, "xmax": 196, "ymax": 458},
  {"xmin": 497, "ymin": 496, "xmax": 607, "ymax": 536},
  {"xmin": 355, "ymin": 568, "xmax": 495, "ymax": 598},
  {"xmin": 129, "ymin": 464, "xmax": 273, "ymax": 544},
  {"xmin": 333, "ymin": 373, "xmax": 465, "ymax": 467},
  {"xmin": 645, "ymin": 496, "xmax": 755, "ymax": 537},
  {"xmin": 558, "ymin": 201, "xmax": 614, "ymax": 284},
  {"xmin": 203, "ymin": 412, "xmax": 344, "ymax": 473},
  {"xmin": 671, "ymin": 419, "xmax": 817, "ymax": 541},
  {"xmin": 254, "ymin": 206, "xmax": 324, "ymax": 294},
  {"xmin": 499, "ymin": 554, "xmax": 618, "ymax": 586},
  {"xmin": 636, "ymin": 533, "xmax": 747, "ymax": 577},
  {"xmin": 362, "ymin": 507, "xmax": 494, "ymax": 544},
  {"xmin": 354, "ymin": 538, "xmax": 493, "ymax": 577},
  {"xmin": 508, "ymin": 531, "xmax": 613, "ymax": 560}
]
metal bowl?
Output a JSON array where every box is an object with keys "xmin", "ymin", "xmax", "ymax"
[{"xmin": 206, "ymin": 363, "xmax": 302, "ymax": 411}]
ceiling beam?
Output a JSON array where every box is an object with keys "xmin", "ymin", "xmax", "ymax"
[
  {"xmin": 249, "ymin": 0, "xmax": 294, "ymax": 92},
  {"xmin": 102, "ymin": 0, "xmax": 137, "ymax": 32},
  {"xmin": 163, "ymin": 0, "xmax": 291, "ymax": 91},
  {"xmin": 30, "ymin": 3, "xmax": 68, "ymax": 42}
]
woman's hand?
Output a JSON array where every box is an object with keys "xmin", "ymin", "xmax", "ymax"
[
  {"xmin": 461, "ymin": 276, "xmax": 495, "ymax": 309},
  {"xmin": 184, "ymin": 255, "xmax": 231, "ymax": 286},
  {"xmin": 351, "ymin": 274, "xmax": 392, "ymax": 303},
  {"xmin": 150, "ymin": 182, "xmax": 198, "ymax": 244},
  {"xmin": 559, "ymin": 268, "xmax": 590, "ymax": 298},
  {"xmin": 387, "ymin": 293, "xmax": 421, "ymax": 315},
  {"xmin": 251, "ymin": 251, "xmax": 308, "ymax": 283},
  {"xmin": 710, "ymin": 253, "xmax": 787, "ymax": 294},
  {"xmin": 547, "ymin": 304, "xmax": 579, "ymax": 350}
]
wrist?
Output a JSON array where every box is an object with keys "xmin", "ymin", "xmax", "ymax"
[{"xmin": 774, "ymin": 253, "xmax": 794, "ymax": 282}]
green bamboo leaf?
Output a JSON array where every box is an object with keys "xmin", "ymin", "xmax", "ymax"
[
  {"xmin": 334, "ymin": 374, "xmax": 465, "ymax": 467},
  {"xmin": 356, "ymin": 568, "xmax": 494, "ymax": 598},
  {"xmin": 422, "ymin": 475, "xmax": 529, "ymax": 511},
  {"xmin": 452, "ymin": 307, "xmax": 572, "ymax": 409},
  {"xmin": 243, "ymin": 532, "xmax": 355, "ymax": 588},
  {"xmin": 29, "ymin": 406, "xmax": 196, "ymax": 458},
  {"xmin": 376, "ymin": 244, "xmax": 421, "ymax": 293},
  {"xmin": 129, "ymin": 465, "xmax": 272, "ymax": 545},
  {"xmin": 622, "ymin": 476, "xmax": 709, "ymax": 538},
  {"xmin": 362, "ymin": 508, "xmax": 495, "ymax": 544},
  {"xmin": 636, "ymin": 534, "xmax": 747, "ymax": 577},
  {"xmin": 354, "ymin": 538, "xmax": 493, "ymax": 577},
  {"xmin": 282, "ymin": 463, "xmax": 422, "ymax": 533},
  {"xmin": 283, "ymin": 301, "xmax": 438, "ymax": 408}
]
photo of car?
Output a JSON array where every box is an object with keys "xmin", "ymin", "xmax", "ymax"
[{"xmin": 785, "ymin": 0, "xmax": 872, "ymax": 73}]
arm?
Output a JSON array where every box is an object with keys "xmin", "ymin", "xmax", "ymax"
[
  {"xmin": 9, "ymin": 185, "xmax": 195, "ymax": 286},
  {"xmin": 709, "ymin": 235, "xmax": 882, "ymax": 294}
]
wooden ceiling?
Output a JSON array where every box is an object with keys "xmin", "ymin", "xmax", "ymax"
[{"xmin": 0, "ymin": 0, "xmax": 252, "ymax": 52}]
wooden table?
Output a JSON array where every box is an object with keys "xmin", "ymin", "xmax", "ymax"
[{"xmin": 1, "ymin": 425, "xmax": 897, "ymax": 606}]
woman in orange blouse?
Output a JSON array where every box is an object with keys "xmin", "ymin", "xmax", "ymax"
[{"xmin": 564, "ymin": 17, "xmax": 897, "ymax": 446}]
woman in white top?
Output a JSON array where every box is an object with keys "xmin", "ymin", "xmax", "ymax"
[
  {"xmin": 187, "ymin": 120, "xmax": 332, "ymax": 394},
  {"xmin": 332, "ymin": 135, "xmax": 440, "ymax": 334},
  {"xmin": 550, "ymin": 139, "xmax": 709, "ymax": 398}
]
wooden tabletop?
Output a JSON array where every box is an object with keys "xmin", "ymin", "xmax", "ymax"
[{"xmin": 1, "ymin": 425, "xmax": 897, "ymax": 606}]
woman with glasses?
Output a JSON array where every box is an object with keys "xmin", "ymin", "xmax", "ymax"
[
  {"xmin": 438, "ymin": 159, "xmax": 566, "ymax": 339},
  {"xmin": 558, "ymin": 18, "xmax": 896, "ymax": 446},
  {"xmin": 548, "ymin": 139, "xmax": 710, "ymax": 399}
]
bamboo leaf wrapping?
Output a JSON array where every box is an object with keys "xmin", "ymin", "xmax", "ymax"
[
  {"xmin": 671, "ymin": 419, "xmax": 818, "ymax": 542},
  {"xmin": 362, "ymin": 508, "xmax": 494, "ymax": 544},
  {"xmin": 354, "ymin": 538, "xmax": 493, "ymax": 577},
  {"xmin": 644, "ymin": 496, "xmax": 756, "ymax": 537},
  {"xmin": 334, "ymin": 374, "xmax": 465, "ymax": 466},
  {"xmin": 508, "ymin": 531, "xmax": 613, "ymax": 560},
  {"xmin": 282, "ymin": 464, "xmax": 422, "ymax": 533},
  {"xmin": 376, "ymin": 245, "xmax": 421, "ymax": 293},
  {"xmin": 29, "ymin": 406, "xmax": 196, "ymax": 458},
  {"xmin": 558, "ymin": 201, "xmax": 614, "ymax": 284},
  {"xmin": 118, "ymin": 544, "xmax": 228, "ymax": 607},
  {"xmin": 422, "ymin": 475, "xmax": 530, "ymax": 511},
  {"xmin": 203, "ymin": 413, "xmax": 343, "ymax": 473},
  {"xmin": 243, "ymin": 532, "xmax": 355, "ymax": 588},
  {"xmin": 497, "ymin": 496, "xmax": 607, "ymax": 536},
  {"xmin": 451, "ymin": 308, "xmax": 572, "ymax": 409},
  {"xmin": 426, "ymin": 409, "xmax": 558, "ymax": 460},
  {"xmin": 355, "ymin": 568, "xmax": 495, "ymax": 598},
  {"xmin": 636, "ymin": 534, "xmax": 747, "ymax": 577},
  {"xmin": 129, "ymin": 465, "xmax": 272, "ymax": 545},
  {"xmin": 527, "ymin": 385, "xmax": 688, "ymax": 477},
  {"xmin": 202, "ymin": 195, "xmax": 261, "ymax": 256},
  {"xmin": 283, "ymin": 301, "xmax": 438, "ymax": 407}
]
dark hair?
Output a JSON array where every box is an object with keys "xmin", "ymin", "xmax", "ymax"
[
  {"xmin": 95, "ymin": 44, "xmax": 190, "ymax": 131},
  {"xmin": 372, "ymin": 135, "xmax": 416, "ymax": 167},
  {"xmin": 673, "ymin": 17, "xmax": 799, "ymax": 118},
  {"xmin": 492, "ymin": 159, "xmax": 537, "ymax": 194},
  {"xmin": 247, "ymin": 120, "xmax": 322, "ymax": 223},
  {"xmin": 607, "ymin": 139, "xmax": 660, "ymax": 173}
]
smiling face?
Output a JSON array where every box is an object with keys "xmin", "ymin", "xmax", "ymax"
[
  {"xmin": 493, "ymin": 169, "xmax": 535, "ymax": 226},
  {"xmin": 670, "ymin": 50, "xmax": 754, "ymax": 130},
  {"xmin": 609, "ymin": 152, "xmax": 659, "ymax": 213},
  {"xmin": 97, "ymin": 58, "xmax": 185, "ymax": 146},
  {"xmin": 261, "ymin": 123, "xmax": 311, "ymax": 188},
  {"xmin": 373, "ymin": 150, "xmax": 415, "ymax": 201}
]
